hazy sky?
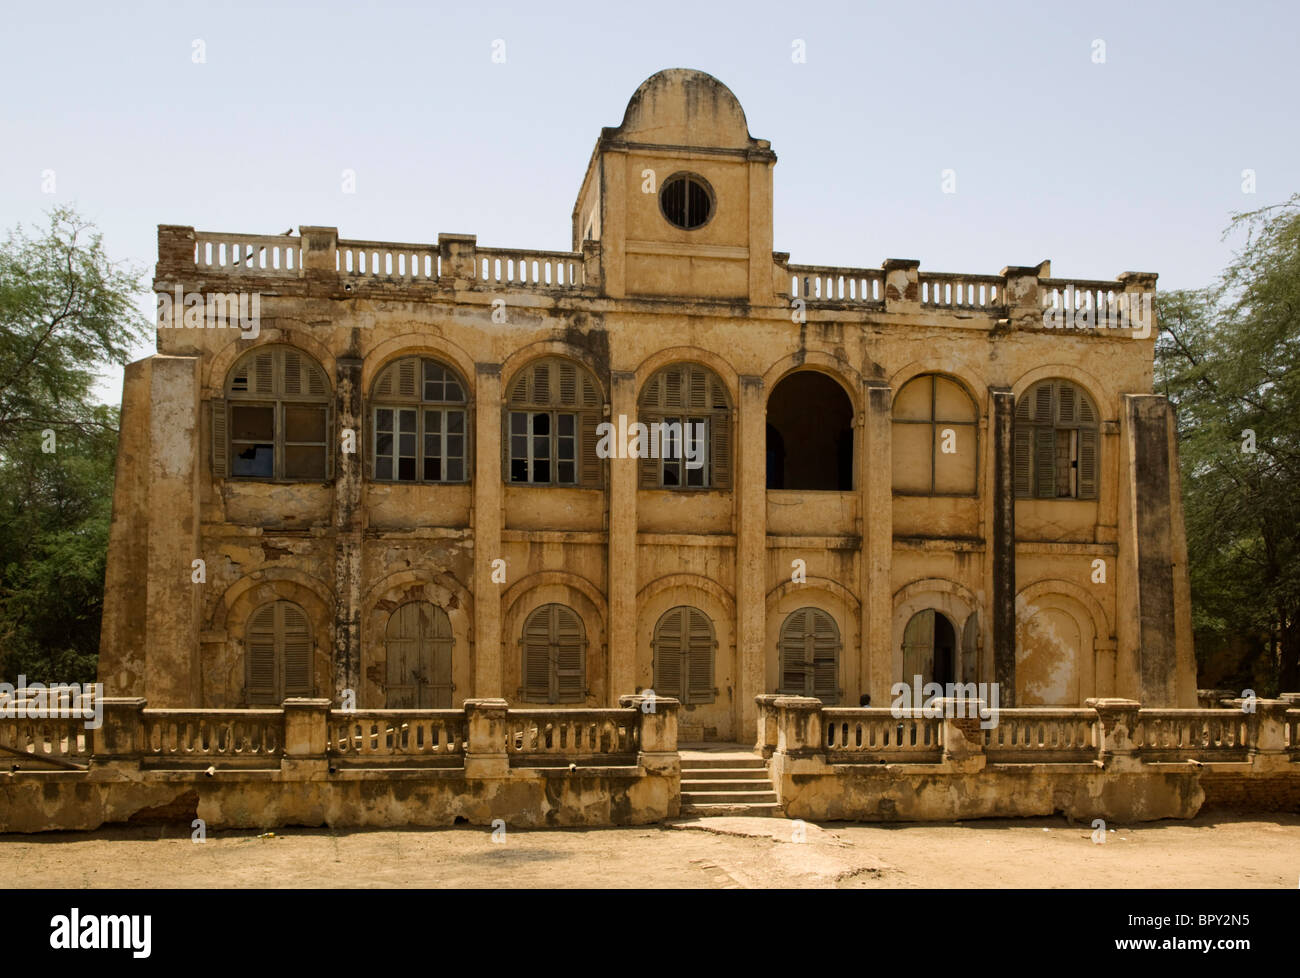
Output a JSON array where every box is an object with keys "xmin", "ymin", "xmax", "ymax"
[{"xmin": 2, "ymin": 0, "xmax": 1297, "ymax": 404}]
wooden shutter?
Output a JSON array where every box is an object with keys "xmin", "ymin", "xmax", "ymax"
[
  {"xmin": 558, "ymin": 362, "xmax": 577, "ymax": 406},
  {"xmin": 1033, "ymin": 382, "xmax": 1054, "ymax": 423},
  {"xmin": 283, "ymin": 350, "xmax": 304, "ymax": 396},
  {"xmin": 711, "ymin": 411, "xmax": 732, "ymax": 489},
  {"xmin": 428, "ymin": 605, "xmax": 454, "ymax": 708},
  {"xmin": 685, "ymin": 607, "xmax": 715, "ymax": 704},
  {"xmin": 246, "ymin": 603, "xmax": 277, "ymax": 705},
  {"xmin": 653, "ymin": 608, "xmax": 684, "ymax": 699},
  {"xmin": 532, "ymin": 362, "xmax": 551, "ymax": 404},
  {"xmin": 385, "ymin": 602, "xmax": 419, "ymax": 708},
  {"xmin": 521, "ymin": 608, "xmax": 552, "ymax": 702},
  {"xmin": 1034, "ymin": 427, "xmax": 1056, "ymax": 499},
  {"xmin": 1057, "ymin": 382, "xmax": 1076, "ymax": 424},
  {"xmin": 211, "ymin": 398, "xmax": 228, "ymax": 478},
  {"xmin": 281, "ymin": 602, "xmax": 313, "ymax": 697},
  {"xmin": 901, "ymin": 609, "xmax": 934, "ymax": 684},
  {"xmin": 638, "ymin": 415, "xmax": 660, "ymax": 488},
  {"xmin": 811, "ymin": 610, "xmax": 840, "ymax": 703},
  {"xmin": 779, "ymin": 609, "xmax": 807, "ymax": 694},
  {"xmin": 1077, "ymin": 427, "xmax": 1098, "ymax": 500},
  {"xmin": 580, "ymin": 412, "xmax": 603, "ymax": 488},
  {"xmin": 961, "ymin": 612, "xmax": 979, "ymax": 685},
  {"xmin": 1012, "ymin": 425, "xmax": 1032, "ymax": 498},
  {"xmin": 553, "ymin": 605, "xmax": 586, "ymax": 703}
]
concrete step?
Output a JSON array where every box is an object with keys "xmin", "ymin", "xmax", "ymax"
[
  {"xmin": 679, "ymin": 766, "xmax": 770, "ymax": 780},
  {"xmin": 682, "ymin": 778, "xmax": 775, "ymax": 791},
  {"xmin": 679, "ymin": 801, "xmax": 783, "ymax": 817},
  {"xmin": 679, "ymin": 756, "xmax": 767, "ymax": 770},
  {"xmin": 681, "ymin": 790, "xmax": 780, "ymax": 805}
]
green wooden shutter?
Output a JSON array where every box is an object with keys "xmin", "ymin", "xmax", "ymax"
[
  {"xmin": 685, "ymin": 607, "xmax": 715, "ymax": 704},
  {"xmin": 638, "ymin": 413, "xmax": 660, "ymax": 488},
  {"xmin": 428, "ymin": 605, "xmax": 454, "ymax": 709},
  {"xmin": 1012, "ymin": 425, "xmax": 1032, "ymax": 498},
  {"xmin": 902, "ymin": 609, "xmax": 934, "ymax": 685},
  {"xmin": 961, "ymin": 612, "xmax": 979, "ymax": 685},
  {"xmin": 521, "ymin": 608, "xmax": 552, "ymax": 702},
  {"xmin": 1034, "ymin": 427, "xmax": 1056, "ymax": 499},
  {"xmin": 653, "ymin": 608, "xmax": 684, "ymax": 699},
  {"xmin": 811, "ymin": 610, "xmax": 840, "ymax": 704},
  {"xmin": 1077, "ymin": 427, "xmax": 1098, "ymax": 500},
  {"xmin": 246, "ymin": 603, "xmax": 277, "ymax": 705},
  {"xmin": 501, "ymin": 406, "xmax": 512, "ymax": 484},
  {"xmin": 211, "ymin": 398, "xmax": 228, "ymax": 478},
  {"xmin": 553, "ymin": 605, "xmax": 586, "ymax": 703},
  {"xmin": 281, "ymin": 602, "xmax": 313, "ymax": 698}
]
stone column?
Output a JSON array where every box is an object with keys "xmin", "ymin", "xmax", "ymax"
[
  {"xmin": 439, "ymin": 234, "xmax": 477, "ymax": 289},
  {"xmin": 145, "ymin": 355, "xmax": 202, "ymax": 707},
  {"xmin": 989, "ymin": 386, "xmax": 1016, "ymax": 704},
  {"xmin": 935, "ymin": 697, "xmax": 987, "ymax": 771},
  {"xmin": 736, "ymin": 375, "xmax": 767, "ymax": 739},
  {"xmin": 608, "ymin": 371, "xmax": 638, "ymax": 702},
  {"xmin": 464, "ymin": 698, "xmax": 510, "ymax": 780},
  {"xmin": 473, "ymin": 365, "xmax": 504, "ymax": 698},
  {"xmin": 754, "ymin": 693, "xmax": 780, "ymax": 758},
  {"xmin": 281, "ymin": 697, "xmax": 331, "ymax": 777},
  {"xmin": 862, "ymin": 379, "xmax": 893, "ymax": 704},
  {"xmin": 1086, "ymin": 698, "xmax": 1142, "ymax": 772},
  {"xmin": 299, "ymin": 226, "xmax": 337, "ymax": 292},
  {"xmin": 1233, "ymin": 699, "xmax": 1291, "ymax": 773},
  {"xmin": 89, "ymin": 698, "xmax": 146, "ymax": 776},
  {"xmin": 332, "ymin": 355, "xmax": 364, "ymax": 703},
  {"xmin": 882, "ymin": 259, "xmax": 920, "ymax": 313}
]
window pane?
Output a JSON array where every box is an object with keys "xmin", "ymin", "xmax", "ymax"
[
  {"xmin": 532, "ymin": 459, "xmax": 550, "ymax": 482},
  {"xmin": 533, "ymin": 436, "xmax": 549, "ymax": 460},
  {"xmin": 399, "ymin": 433, "xmax": 416, "ymax": 456},
  {"xmin": 558, "ymin": 413, "xmax": 575, "ymax": 436},
  {"xmin": 424, "ymin": 457, "xmax": 442, "ymax": 481},
  {"xmin": 532, "ymin": 412, "xmax": 550, "ymax": 436},
  {"xmin": 399, "ymin": 410, "xmax": 416, "ymax": 433},
  {"xmin": 425, "ymin": 410, "xmax": 442, "ymax": 434},
  {"xmin": 376, "ymin": 408, "xmax": 394, "ymax": 432},
  {"xmin": 558, "ymin": 436, "xmax": 574, "ymax": 461},
  {"xmin": 445, "ymin": 380, "xmax": 464, "ymax": 402},
  {"xmin": 510, "ymin": 412, "xmax": 527, "ymax": 435},
  {"xmin": 448, "ymin": 458, "xmax": 464, "ymax": 482},
  {"xmin": 285, "ymin": 445, "xmax": 326, "ymax": 480},
  {"xmin": 447, "ymin": 435, "xmax": 464, "ymax": 459},
  {"xmin": 376, "ymin": 432, "xmax": 393, "ymax": 457},
  {"xmin": 231, "ymin": 405, "xmax": 274, "ymax": 441},
  {"xmin": 233, "ymin": 444, "xmax": 274, "ymax": 478},
  {"xmin": 376, "ymin": 457, "xmax": 393, "ymax": 480},
  {"xmin": 557, "ymin": 461, "xmax": 575, "ymax": 484},
  {"xmin": 447, "ymin": 410, "xmax": 465, "ymax": 434},
  {"xmin": 398, "ymin": 457, "xmax": 416, "ymax": 481},
  {"xmin": 284, "ymin": 405, "xmax": 325, "ymax": 442},
  {"xmin": 511, "ymin": 458, "xmax": 528, "ymax": 482}
]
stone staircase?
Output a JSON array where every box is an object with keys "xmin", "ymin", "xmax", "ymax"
[{"xmin": 679, "ymin": 749, "xmax": 782, "ymax": 817}]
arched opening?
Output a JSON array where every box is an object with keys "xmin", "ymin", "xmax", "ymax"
[
  {"xmin": 384, "ymin": 601, "xmax": 454, "ymax": 708},
  {"xmin": 901, "ymin": 609, "xmax": 958, "ymax": 687},
  {"xmin": 766, "ymin": 372, "xmax": 853, "ymax": 490}
]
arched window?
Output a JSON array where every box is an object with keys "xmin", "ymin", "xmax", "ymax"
[
  {"xmin": 652, "ymin": 606, "xmax": 716, "ymax": 704},
  {"xmin": 245, "ymin": 600, "xmax": 313, "ymax": 704},
  {"xmin": 370, "ymin": 356, "xmax": 469, "ymax": 483},
  {"xmin": 637, "ymin": 364, "xmax": 732, "ymax": 489},
  {"xmin": 892, "ymin": 374, "xmax": 977, "ymax": 495},
  {"xmin": 214, "ymin": 347, "xmax": 331, "ymax": 481},
  {"xmin": 520, "ymin": 603, "xmax": 586, "ymax": 703},
  {"xmin": 777, "ymin": 607, "xmax": 840, "ymax": 703},
  {"xmin": 505, "ymin": 358, "xmax": 603, "ymax": 487},
  {"xmin": 384, "ymin": 601, "xmax": 454, "ymax": 708},
  {"xmin": 1014, "ymin": 379, "xmax": 1099, "ymax": 500},
  {"xmin": 767, "ymin": 372, "xmax": 853, "ymax": 490}
]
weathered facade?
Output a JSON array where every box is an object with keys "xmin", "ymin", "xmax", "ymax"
[{"xmin": 98, "ymin": 68, "xmax": 1197, "ymax": 742}]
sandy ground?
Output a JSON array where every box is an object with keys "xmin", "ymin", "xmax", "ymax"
[{"xmin": 0, "ymin": 813, "xmax": 1296, "ymax": 888}]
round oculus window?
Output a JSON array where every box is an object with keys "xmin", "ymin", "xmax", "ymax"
[{"xmin": 660, "ymin": 174, "xmax": 713, "ymax": 230}]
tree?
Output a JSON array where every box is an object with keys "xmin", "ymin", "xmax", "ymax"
[
  {"xmin": 0, "ymin": 209, "xmax": 148, "ymax": 684},
  {"xmin": 1156, "ymin": 193, "xmax": 1300, "ymax": 695}
]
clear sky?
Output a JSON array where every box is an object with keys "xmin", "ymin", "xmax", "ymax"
[{"xmin": 2, "ymin": 0, "xmax": 1297, "ymax": 405}]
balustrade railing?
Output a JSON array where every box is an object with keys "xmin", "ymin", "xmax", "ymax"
[
  {"xmin": 476, "ymin": 249, "xmax": 584, "ymax": 289},
  {"xmin": 328, "ymin": 710, "xmax": 464, "ymax": 765},
  {"xmin": 982, "ymin": 709, "xmax": 1098, "ymax": 762},
  {"xmin": 337, "ymin": 240, "xmax": 441, "ymax": 281},
  {"xmin": 788, "ymin": 265, "xmax": 884, "ymax": 305},
  {"xmin": 0, "ymin": 715, "xmax": 91, "ymax": 765},
  {"xmin": 1133, "ymin": 710, "xmax": 1251, "ymax": 761},
  {"xmin": 195, "ymin": 232, "xmax": 300, "ymax": 276},
  {"xmin": 140, "ymin": 709, "xmax": 283, "ymax": 767},
  {"xmin": 822, "ymin": 708, "xmax": 943, "ymax": 761},
  {"xmin": 506, "ymin": 709, "xmax": 639, "ymax": 765},
  {"xmin": 919, "ymin": 272, "xmax": 1003, "ymax": 311}
]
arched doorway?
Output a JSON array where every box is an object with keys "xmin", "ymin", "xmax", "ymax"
[
  {"xmin": 766, "ymin": 372, "xmax": 853, "ymax": 490},
  {"xmin": 901, "ymin": 609, "xmax": 958, "ymax": 687}
]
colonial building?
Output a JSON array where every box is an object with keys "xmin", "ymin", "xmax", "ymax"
[{"xmin": 97, "ymin": 68, "xmax": 1197, "ymax": 742}]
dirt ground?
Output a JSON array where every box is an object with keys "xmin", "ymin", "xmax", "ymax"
[{"xmin": 1, "ymin": 813, "xmax": 1296, "ymax": 888}]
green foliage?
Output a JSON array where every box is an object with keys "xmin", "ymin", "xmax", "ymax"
[
  {"xmin": 1156, "ymin": 193, "xmax": 1300, "ymax": 694},
  {"xmin": 0, "ymin": 209, "xmax": 147, "ymax": 684}
]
